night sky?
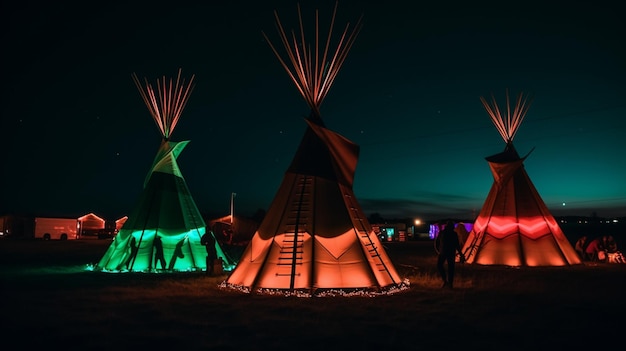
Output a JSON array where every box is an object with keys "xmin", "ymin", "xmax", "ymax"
[{"xmin": 3, "ymin": 1, "xmax": 625, "ymax": 221}]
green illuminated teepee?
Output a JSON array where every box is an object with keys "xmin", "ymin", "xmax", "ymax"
[{"xmin": 96, "ymin": 69, "xmax": 235, "ymax": 273}]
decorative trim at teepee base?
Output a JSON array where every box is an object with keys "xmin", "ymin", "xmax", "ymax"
[{"xmin": 219, "ymin": 279, "xmax": 410, "ymax": 297}]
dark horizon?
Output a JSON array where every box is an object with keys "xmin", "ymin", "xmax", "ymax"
[{"xmin": 2, "ymin": 206, "xmax": 624, "ymax": 224}]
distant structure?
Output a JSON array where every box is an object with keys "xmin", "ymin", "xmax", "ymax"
[
  {"xmin": 96, "ymin": 69, "xmax": 234, "ymax": 272},
  {"xmin": 461, "ymin": 90, "xmax": 581, "ymax": 266},
  {"xmin": 223, "ymin": 3, "xmax": 405, "ymax": 296},
  {"xmin": 209, "ymin": 214, "xmax": 258, "ymax": 246},
  {"xmin": 78, "ymin": 213, "xmax": 105, "ymax": 234}
]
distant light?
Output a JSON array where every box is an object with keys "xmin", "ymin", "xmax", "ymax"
[
  {"xmin": 562, "ymin": 202, "xmax": 566, "ymax": 206},
  {"xmin": 414, "ymin": 219, "xmax": 421, "ymax": 225},
  {"xmin": 614, "ymin": 219, "xmax": 619, "ymax": 223}
]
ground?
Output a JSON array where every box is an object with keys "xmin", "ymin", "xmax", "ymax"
[{"xmin": 1, "ymin": 239, "xmax": 625, "ymax": 350}]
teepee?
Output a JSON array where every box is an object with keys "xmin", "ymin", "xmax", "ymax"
[
  {"xmin": 223, "ymin": 4, "xmax": 405, "ymax": 296},
  {"xmin": 461, "ymin": 90, "xmax": 581, "ymax": 266},
  {"xmin": 96, "ymin": 69, "xmax": 234, "ymax": 273}
]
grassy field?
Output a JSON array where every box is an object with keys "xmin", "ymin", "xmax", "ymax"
[{"xmin": 1, "ymin": 238, "xmax": 625, "ymax": 350}]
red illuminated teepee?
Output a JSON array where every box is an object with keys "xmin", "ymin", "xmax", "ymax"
[
  {"xmin": 223, "ymin": 3, "xmax": 405, "ymax": 296},
  {"xmin": 461, "ymin": 91, "xmax": 581, "ymax": 266}
]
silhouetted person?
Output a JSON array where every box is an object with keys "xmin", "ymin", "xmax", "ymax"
[
  {"xmin": 153, "ymin": 235, "xmax": 166, "ymax": 270},
  {"xmin": 168, "ymin": 236, "xmax": 186, "ymax": 270},
  {"xmin": 604, "ymin": 235, "xmax": 617, "ymax": 253},
  {"xmin": 585, "ymin": 236, "xmax": 604, "ymax": 262},
  {"xmin": 125, "ymin": 236, "xmax": 138, "ymax": 270},
  {"xmin": 575, "ymin": 235, "xmax": 587, "ymax": 260},
  {"xmin": 223, "ymin": 228, "xmax": 234, "ymax": 245},
  {"xmin": 454, "ymin": 222, "xmax": 469, "ymax": 247},
  {"xmin": 436, "ymin": 220, "xmax": 465, "ymax": 289},
  {"xmin": 201, "ymin": 231, "xmax": 218, "ymax": 275}
]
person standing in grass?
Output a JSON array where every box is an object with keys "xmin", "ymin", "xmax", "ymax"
[
  {"xmin": 125, "ymin": 236, "xmax": 138, "ymax": 270},
  {"xmin": 153, "ymin": 235, "xmax": 166, "ymax": 271},
  {"xmin": 575, "ymin": 235, "xmax": 588, "ymax": 260},
  {"xmin": 201, "ymin": 231, "xmax": 218, "ymax": 276},
  {"xmin": 436, "ymin": 220, "xmax": 465, "ymax": 289}
]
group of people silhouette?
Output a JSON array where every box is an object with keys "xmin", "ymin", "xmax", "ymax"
[
  {"xmin": 119, "ymin": 232, "xmax": 220, "ymax": 273},
  {"xmin": 575, "ymin": 234, "xmax": 623, "ymax": 263}
]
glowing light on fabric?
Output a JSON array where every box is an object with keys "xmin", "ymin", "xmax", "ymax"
[{"xmin": 97, "ymin": 229, "xmax": 235, "ymax": 273}]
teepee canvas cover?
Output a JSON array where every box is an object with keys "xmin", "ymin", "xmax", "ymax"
[
  {"xmin": 224, "ymin": 4, "xmax": 403, "ymax": 295},
  {"xmin": 462, "ymin": 91, "xmax": 581, "ymax": 266},
  {"xmin": 96, "ymin": 70, "xmax": 234, "ymax": 272}
]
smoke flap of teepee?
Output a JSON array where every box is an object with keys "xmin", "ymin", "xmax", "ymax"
[
  {"xmin": 95, "ymin": 69, "xmax": 235, "ymax": 273},
  {"xmin": 461, "ymin": 90, "xmax": 581, "ymax": 266},
  {"xmin": 222, "ymin": 3, "xmax": 407, "ymax": 296}
]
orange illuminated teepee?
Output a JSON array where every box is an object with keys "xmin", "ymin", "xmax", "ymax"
[
  {"xmin": 461, "ymin": 91, "xmax": 581, "ymax": 266},
  {"xmin": 223, "ymin": 4, "xmax": 405, "ymax": 296}
]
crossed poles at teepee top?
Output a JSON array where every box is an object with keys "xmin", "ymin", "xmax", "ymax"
[
  {"xmin": 132, "ymin": 68, "xmax": 196, "ymax": 141},
  {"xmin": 263, "ymin": 2, "xmax": 363, "ymax": 123}
]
